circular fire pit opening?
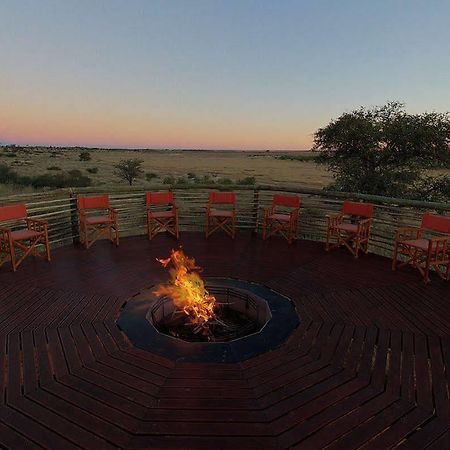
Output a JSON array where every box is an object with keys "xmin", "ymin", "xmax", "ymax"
[
  {"xmin": 149, "ymin": 285, "xmax": 272, "ymax": 342},
  {"xmin": 117, "ymin": 278, "xmax": 299, "ymax": 363}
]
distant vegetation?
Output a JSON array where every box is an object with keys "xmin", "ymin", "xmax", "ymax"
[
  {"xmin": 313, "ymin": 102, "xmax": 450, "ymax": 201},
  {"xmin": 114, "ymin": 158, "xmax": 144, "ymax": 186},
  {"xmin": 0, "ymin": 163, "xmax": 91, "ymax": 188}
]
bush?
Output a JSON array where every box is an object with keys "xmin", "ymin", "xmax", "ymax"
[
  {"xmin": 30, "ymin": 171, "xmax": 91, "ymax": 188},
  {"xmin": 200, "ymin": 174, "xmax": 214, "ymax": 184},
  {"xmin": 145, "ymin": 172, "xmax": 158, "ymax": 181},
  {"xmin": 176, "ymin": 177, "xmax": 187, "ymax": 184},
  {"xmin": 0, "ymin": 163, "xmax": 18, "ymax": 183},
  {"xmin": 218, "ymin": 178, "xmax": 233, "ymax": 185},
  {"xmin": 86, "ymin": 167, "xmax": 98, "ymax": 174},
  {"xmin": 237, "ymin": 176, "xmax": 256, "ymax": 185},
  {"xmin": 163, "ymin": 176, "xmax": 175, "ymax": 184},
  {"xmin": 4, "ymin": 152, "xmax": 17, "ymax": 158},
  {"xmin": 47, "ymin": 166, "xmax": 61, "ymax": 171},
  {"xmin": 79, "ymin": 151, "xmax": 91, "ymax": 161}
]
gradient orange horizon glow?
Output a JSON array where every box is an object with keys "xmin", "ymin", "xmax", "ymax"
[
  {"xmin": 2, "ymin": 1, "xmax": 450, "ymax": 150},
  {"xmin": 1, "ymin": 95, "xmax": 316, "ymax": 150}
]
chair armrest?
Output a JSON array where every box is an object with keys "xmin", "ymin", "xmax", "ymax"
[
  {"xmin": 0, "ymin": 226, "xmax": 12, "ymax": 241},
  {"xmin": 26, "ymin": 217, "xmax": 48, "ymax": 233},
  {"xmin": 326, "ymin": 212, "xmax": 344, "ymax": 227},
  {"xmin": 263, "ymin": 206, "xmax": 274, "ymax": 218},
  {"xmin": 428, "ymin": 235, "xmax": 450, "ymax": 253},
  {"xmin": 108, "ymin": 207, "xmax": 118, "ymax": 220},
  {"xmin": 394, "ymin": 226, "xmax": 422, "ymax": 241},
  {"xmin": 357, "ymin": 217, "xmax": 372, "ymax": 231}
]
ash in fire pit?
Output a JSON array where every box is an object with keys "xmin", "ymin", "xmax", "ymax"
[{"xmin": 149, "ymin": 285, "xmax": 271, "ymax": 342}]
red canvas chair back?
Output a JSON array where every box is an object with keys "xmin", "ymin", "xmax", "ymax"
[
  {"xmin": 421, "ymin": 213, "xmax": 450, "ymax": 234},
  {"xmin": 272, "ymin": 194, "xmax": 300, "ymax": 209},
  {"xmin": 209, "ymin": 192, "xmax": 236, "ymax": 205},
  {"xmin": 77, "ymin": 195, "xmax": 109, "ymax": 211},
  {"xmin": 146, "ymin": 192, "xmax": 174, "ymax": 206},
  {"xmin": 0, "ymin": 204, "xmax": 27, "ymax": 222},
  {"xmin": 342, "ymin": 201, "xmax": 373, "ymax": 218}
]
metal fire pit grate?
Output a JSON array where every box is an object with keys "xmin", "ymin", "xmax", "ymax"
[{"xmin": 150, "ymin": 285, "xmax": 268, "ymax": 342}]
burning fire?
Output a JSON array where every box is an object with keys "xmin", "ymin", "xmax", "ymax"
[{"xmin": 153, "ymin": 249, "xmax": 216, "ymax": 331}]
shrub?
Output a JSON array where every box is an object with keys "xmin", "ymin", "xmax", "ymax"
[
  {"xmin": 176, "ymin": 177, "xmax": 187, "ymax": 184},
  {"xmin": 218, "ymin": 178, "xmax": 233, "ymax": 185},
  {"xmin": 237, "ymin": 176, "xmax": 256, "ymax": 185},
  {"xmin": 0, "ymin": 163, "xmax": 18, "ymax": 183},
  {"xmin": 163, "ymin": 176, "xmax": 175, "ymax": 184},
  {"xmin": 30, "ymin": 171, "xmax": 91, "ymax": 188},
  {"xmin": 47, "ymin": 166, "xmax": 61, "ymax": 171},
  {"xmin": 86, "ymin": 167, "xmax": 98, "ymax": 174},
  {"xmin": 79, "ymin": 151, "xmax": 91, "ymax": 161},
  {"xmin": 145, "ymin": 172, "xmax": 158, "ymax": 181}
]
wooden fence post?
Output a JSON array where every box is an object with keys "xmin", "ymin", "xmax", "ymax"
[
  {"xmin": 69, "ymin": 192, "xmax": 80, "ymax": 246},
  {"xmin": 252, "ymin": 188, "xmax": 260, "ymax": 234}
]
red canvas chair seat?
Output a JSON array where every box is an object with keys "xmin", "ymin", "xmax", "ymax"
[
  {"xmin": 149, "ymin": 210, "xmax": 176, "ymax": 219},
  {"xmin": 206, "ymin": 192, "xmax": 236, "ymax": 239},
  {"xmin": 263, "ymin": 194, "xmax": 301, "ymax": 244},
  {"xmin": 401, "ymin": 238, "xmax": 430, "ymax": 251},
  {"xmin": 10, "ymin": 229, "xmax": 44, "ymax": 241},
  {"xmin": 209, "ymin": 209, "xmax": 234, "ymax": 218},
  {"xmin": 85, "ymin": 215, "xmax": 113, "ymax": 225},
  {"xmin": 78, "ymin": 195, "xmax": 119, "ymax": 249},
  {"xmin": 0, "ymin": 203, "xmax": 51, "ymax": 272},
  {"xmin": 146, "ymin": 192, "xmax": 179, "ymax": 240},
  {"xmin": 325, "ymin": 200, "xmax": 374, "ymax": 258},
  {"xmin": 268, "ymin": 213, "xmax": 292, "ymax": 222},
  {"xmin": 392, "ymin": 212, "xmax": 450, "ymax": 283},
  {"xmin": 335, "ymin": 223, "xmax": 358, "ymax": 233}
]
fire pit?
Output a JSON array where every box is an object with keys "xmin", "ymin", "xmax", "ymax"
[
  {"xmin": 116, "ymin": 249, "xmax": 299, "ymax": 362},
  {"xmin": 149, "ymin": 284, "xmax": 271, "ymax": 342}
]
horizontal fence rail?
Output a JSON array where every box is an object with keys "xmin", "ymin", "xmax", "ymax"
[{"xmin": 0, "ymin": 185, "xmax": 449, "ymax": 258}]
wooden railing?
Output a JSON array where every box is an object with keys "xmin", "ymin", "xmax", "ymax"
[{"xmin": 1, "ymin": 185, "xmax": 449, "ymax": 258}]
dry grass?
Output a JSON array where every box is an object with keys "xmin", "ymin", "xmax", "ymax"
[{"xmin": 1, "ymin": 148, "xmax": 332, "ymax": 190}]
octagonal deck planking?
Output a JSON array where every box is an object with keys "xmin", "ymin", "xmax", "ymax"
[{"xmin": 0, "ymin": 232, "xmax": 449, "ymax": 449}]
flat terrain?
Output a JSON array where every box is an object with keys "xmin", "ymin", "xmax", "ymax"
[
  {"xmin": 0, "ymin": 233, "xmax": 449, "ymax": 449},
  {"xmin": 1, "ymin": 147, "xmax": 332, "ymax": 190}
]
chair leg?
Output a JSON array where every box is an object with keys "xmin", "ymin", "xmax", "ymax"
[
  {"xmin": 45, "ymin": 230, "xmax": 51, "ymax": 262},
  {"xmin": 392, "ymin": 242, "xmax": 399, "ymax": 271},
  {"xmin": 9, "ymin": 244, "xmax": 17, "ymax": 272}
]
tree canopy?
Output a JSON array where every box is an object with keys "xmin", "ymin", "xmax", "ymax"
[
  {"xmin": 114, "ymin": 159, "xmax": 144, "ymax": 186},
  {"xmin": 312, "ymin": 102, "xmax": 450, "ymax": 201}
]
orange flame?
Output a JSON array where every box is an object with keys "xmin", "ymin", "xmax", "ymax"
[{"xmin": 153, "ymin": 249, "xmax": 216, "ymax": 328}]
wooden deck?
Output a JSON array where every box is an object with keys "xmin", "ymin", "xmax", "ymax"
[{"xmin": 0, "ymin": 232, "xmax": 449, "ymax": 449}]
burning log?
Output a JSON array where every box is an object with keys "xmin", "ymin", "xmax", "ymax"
[{"xmin": 153, "ymin": 249, "xmax": 216, "ymax": 334}]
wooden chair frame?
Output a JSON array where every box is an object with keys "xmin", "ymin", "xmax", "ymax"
[
  {"xmin": 77, "ymin": 195, "xmax": 119, "ymax": 249},
  {"xmin": 262, "ymin": 194, "xmax": 301, "ymax": 244},
  {"xmin": 326, "ymin": 201, "xmax": 374, "ymax": 258},
  {"xmin": 146, "ymin": 192, "xmax": 179, "ymax": 240},
  {"xmin": 0, "ymin": 203, "xmax": 51, "ymax": 272},
  {"xmin": 392, "ymin": 212, "xmax": 450, "ymax": 283},
  {"xmin": 205, "ymin": 192, "xmax": 236, "ymax": 239}
]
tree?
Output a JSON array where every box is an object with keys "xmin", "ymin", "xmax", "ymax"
[
  {"xmin": 312, "ymin": 102, "xmax": 450, "ymax": 200},
  {"xmin": 114, "ymin": 159, "xmax": 144, "ymax": 186}
]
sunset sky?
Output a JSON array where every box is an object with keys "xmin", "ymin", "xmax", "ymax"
[{"xmin": 1, "ymin": 0, "xmax": 450, "ymax": 150}]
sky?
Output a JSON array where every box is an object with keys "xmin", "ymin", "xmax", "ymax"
[{"xmin": 1, "ymin": 0, "xmax": 450, "ymax": 150}]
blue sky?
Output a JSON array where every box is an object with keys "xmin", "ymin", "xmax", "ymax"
[{"xmin": 1, "ymin": 0, "xmax": 449, "ymax": 149}]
